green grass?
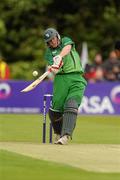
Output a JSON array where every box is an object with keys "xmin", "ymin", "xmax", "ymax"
[
  {"xmin": 0, "ymin": 150, "xmax": 120, "ymax": 180},
  {"xmin": 0, "ymin": 114, "xmax": 120, "ymax": 144},
  {"xmin": 0, "ymin": 114, "xmax": 120, "ymax": 180}
]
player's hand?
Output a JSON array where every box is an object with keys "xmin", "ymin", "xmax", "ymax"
[
  {"xmin": 51, "ymin": 64, "xmax": 60, "ymax": 74},
  {"xmin": 48, "ymin": 65, "xmax": 59, "ymax": 74},
  {"xmin": 53, "ymin": 55, "xmax": 62, "ymax": 66},
  {"xmin": 49, "ymin": 62, "xmax": 63, "ymax": 74},
  {"xmin": 48, "ymin": 55, "xmax": 63, "ymax": 74}
]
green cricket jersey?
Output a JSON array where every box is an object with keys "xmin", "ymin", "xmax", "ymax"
[{"xmin": 44, "ymin": 37, "xmax": 84, "ymax": 74}]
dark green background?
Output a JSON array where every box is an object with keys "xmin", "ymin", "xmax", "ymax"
[{"xmin": 0, "ymin": 0, "xmax": 120, "ymax": 79}]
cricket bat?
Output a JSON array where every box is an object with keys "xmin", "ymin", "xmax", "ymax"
[{"xmin": 21, "ymin": 70, "xmax": 51, "ymax": 92}]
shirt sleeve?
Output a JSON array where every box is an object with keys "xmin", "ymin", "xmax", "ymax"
[{"xmin": 62, "ymin": 37, "xmax": 75, "ymax": 47}]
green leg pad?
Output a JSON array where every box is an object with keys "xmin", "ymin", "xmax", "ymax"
[
  {"xmin": 61, "ymin": 99, "xmax": 78, "ymax": 137},
  {"xmin": 61, "ymin": 111, "xmax": 77, "ymax": 137}
]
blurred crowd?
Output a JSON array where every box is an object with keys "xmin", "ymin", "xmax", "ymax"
[
  {"xmin": 84, "ymin": 50, "xmax": 120, "ymax": 82},
  {"xmin": 0, "ymin": 48, "xmax": 120, "ymax": 82}
]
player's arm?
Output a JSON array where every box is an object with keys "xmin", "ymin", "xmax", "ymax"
[
  {"xmin": 53, "ymin": 37, "xmax": 73, "ymax": 63},
  {"xmin": 52, "ymin": 45, "xmax": 72, "ymax": 66},
  {"xmin": 50, "ymin": 45, "xmax": 72, "ymax": 74},
  {"xmin": 51, "ymin": 38, "xmax": 73, "ymax": 73},
  {"xmin": 59, "ymin": 44, "xmax": 72, "ymax": 58}
]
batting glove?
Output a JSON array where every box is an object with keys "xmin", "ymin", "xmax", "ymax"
[
  {"xmin": 49, "ymin": 61, "xmax": 63, "ymax": 74},
  {"xmin": 53, "ymin": 55, "xmax": 62, "ymax": 66}
]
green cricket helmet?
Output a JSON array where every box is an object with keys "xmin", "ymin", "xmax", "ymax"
[{"xmin": 44, "ymin": 28, "xmax": 60, "ymax": 43}]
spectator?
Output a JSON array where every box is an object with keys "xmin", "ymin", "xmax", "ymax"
[
  {"xmin": 103, "ymin": 50, "xmax": 120, "ymax": 81},
  {"xmin": 84, "ymin": 53, "xmax": 104, "ymax": 82},
  {"xmin": 84, "ymin": 64, "xmax": 96, "ymax": 82},
  {"xmin": 92, "ymin": 53, "xmax": 103, "ymax": 68},
  {"xmin": 112, "ymin": 65, "xmax": 120, "ymax": 80},
  {"xmin": 95, "ymin": 66, "xmax": 104, "ymax": 82},
  {"xmin": 115, "ymin": 40, "xmax": 120, "ymax": 59},
  {"xmin": 0, "ymin": 56, "xmax": 10, "ymax": 80}
]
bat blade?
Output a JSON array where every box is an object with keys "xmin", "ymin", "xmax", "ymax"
[{"xmin": 21, "ymin": 70, "xmax": 50, "ymax": 92}]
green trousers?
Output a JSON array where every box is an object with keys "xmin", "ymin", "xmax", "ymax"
[{"xmin": 52, "ymin": 73, "xmax": 87, "ymax": 112}]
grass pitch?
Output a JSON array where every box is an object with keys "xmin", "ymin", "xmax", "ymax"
[
  {"xmin": 0, "ymin": 114, "xmax": 120, "ymax": 180},
  {"xmin": 0, "ymin": 114, "xmax": 120, "ymax": 144}
]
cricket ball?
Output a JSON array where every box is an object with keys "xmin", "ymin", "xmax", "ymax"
[{"xmin": 32, "ymin": 71, "xmax": 38, "ymax": 77}]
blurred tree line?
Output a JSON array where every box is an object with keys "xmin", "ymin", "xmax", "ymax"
[{"xmin": 0, "ymin": 0, "xmax": 120, "ymax": 79}]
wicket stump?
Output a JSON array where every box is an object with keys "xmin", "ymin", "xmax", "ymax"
[{"xmin": 43, "ymin": 94, "xmax": 53, "ymax": 143}]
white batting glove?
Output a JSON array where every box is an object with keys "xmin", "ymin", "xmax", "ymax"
[{"xmin": 53, "ymin": 55, "xmax": 62, "ymax": 66}]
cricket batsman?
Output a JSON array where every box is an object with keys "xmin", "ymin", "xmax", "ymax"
[{"xmin": 44, "ymin": 28, "xmax": 87, "ymax": 145}]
